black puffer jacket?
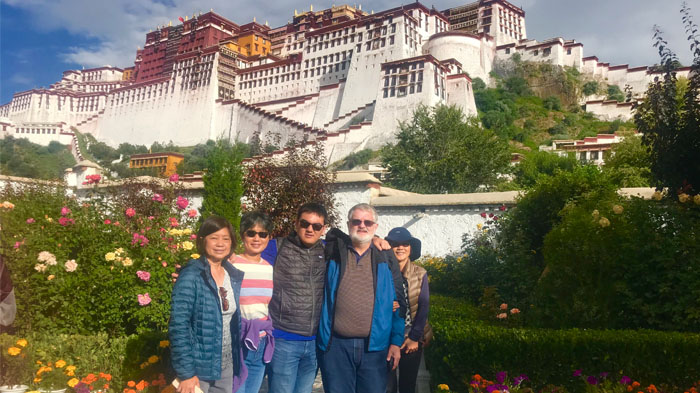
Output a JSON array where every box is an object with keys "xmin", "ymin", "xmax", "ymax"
[{"xmin": 268, "ymin": 234, "xmax": 326, "ymax": 336}]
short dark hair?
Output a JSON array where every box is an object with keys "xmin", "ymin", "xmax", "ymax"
[
  {"xmin": 196, "ymin": 216, "xmax": 236, "ymax": 258},
  {"xmin": 296, "ymin": 202, "xmax": 328, "ymax": 225},
  {"xmin": 240, "ymin": 211, "xmax": 272, "ymax": 236}
]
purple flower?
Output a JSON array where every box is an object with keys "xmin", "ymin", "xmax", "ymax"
[
  {"xmin": 573, "ymin": 369, "xmax": 583, "ymax": 377},
  {"xmin": 600, "ymin": 372, "xmax": 609, "ymax": 379},
  {"xmin": 620, "ymin": 376, "xmax": 632, "ymax": 385},
  {"xmin": 587, "ymin": 376, "xmax": 598, "ymax": 385},
  {"xmin": 496, "ymin": 371, "xmax": 507, "ymax": 384},
  {"xmin": 486, "ymin": 386, "xmax": 499, "ymax": 393},
  {"xmin": 513, "ymin": 374, "xmax": 529, "ymax": 385},
  {"xmin": 74, "ymin": 382, "xmax": 90, "ymax": 393}
]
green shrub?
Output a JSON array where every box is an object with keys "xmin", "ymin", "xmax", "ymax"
[
  {"xmin": 536, "ymin": 196, "xmax": 700, "ymax": 331},
  {"xmin": 425, "ymin": 296, "xmax": 700, "ymax": 393},
  {"xmin": 0, "ymin": 179, "xmax": 200, "ymax": 335}
]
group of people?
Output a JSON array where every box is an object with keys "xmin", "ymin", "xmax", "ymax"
[{"xmin": 169, "ymin": 202, "xmax": 430, "ymax": 393}]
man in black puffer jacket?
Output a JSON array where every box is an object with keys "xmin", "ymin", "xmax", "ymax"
[{"xmin": 265, "ymin": 203, "xmax": 329, "ymax": 393}]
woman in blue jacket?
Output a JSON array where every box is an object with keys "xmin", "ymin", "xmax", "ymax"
[{"xmin": 170, "ymin": 216, "xmax": 244, "ymax": 393}]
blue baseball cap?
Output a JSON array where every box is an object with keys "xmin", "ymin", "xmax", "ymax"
[{"xmin": 385, "ymin": 227, "xmax": 422, "ymax": 261}]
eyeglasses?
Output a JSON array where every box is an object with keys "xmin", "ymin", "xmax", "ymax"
[
  {"xmin": 299, "ymin": 219, "xmax": 324, "ymax": 232},
  {"xmin": 219, "ymin": 287, "xmax": 229, "ymax": 312},
  {"xmin": 350, "ymin": 219, "xmax": 376, "ymax": 227},
  {"xmin": 244, "ymin": 230, "xmax": 269, "ymax": 238}
]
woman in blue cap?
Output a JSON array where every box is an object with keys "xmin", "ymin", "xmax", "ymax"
[{"xmin": 385, "ymin": 227, "xmax": 431, "ymax": 393}]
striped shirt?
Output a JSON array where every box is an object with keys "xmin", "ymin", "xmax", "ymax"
[{"xmin": 231, "ymin": 255, "xmax": 273, "ymax": 321}]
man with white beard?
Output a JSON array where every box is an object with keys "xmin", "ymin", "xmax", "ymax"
[{"xmin": 317, "ymin": 203, "xmax": 405, "ymax": 393}]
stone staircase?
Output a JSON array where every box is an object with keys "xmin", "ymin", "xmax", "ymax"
[{"xmin": 322, "ymin": 100, "xmax": 376, "ymax": 130}]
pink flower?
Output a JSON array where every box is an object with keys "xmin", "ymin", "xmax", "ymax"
[
  {"xmin": 64, "ymin": 260, "xmax": 78, "ymax": 272},
  {"xmin": 136, "ymin": 270, "xmax": 151, "ymax": 282},
  {"xmin": 500, "ymin": 303, "xmax": 508, "ymax": 310},
  {"xmin": 84, "ymin": 174, "xmax": 101, "ymax": 184},
  {"xmin": 132, "ymin": 232, "xmax": 150, "ymax": 247},
  {"xmin": 26, "ymin": 218, "xmax": 35, "ymax": 224},
  {"xmin": 61, "ymin": 206, "xmax": 71, "ymax": 216},
  {"xmin": 176, "ymin": 196, "xmax": 189, "ymax": 210},
  {"xmin": 104, "ymin": 219, "xmax": 111, "ymax": 225},
  {"xmin": 169, "ymin": 217, "xmax": 179, "ymax": 227},
  {"xmin": 14, "ymin": 241, "xmax": 22, "ymax": 249},
  {"xmin": 125, "ymin": 208, "xmax": 136, "ymax": 218},
  {"xmin": 169, "ymin": 174, "xmax": 180, "ymax": 182},
  {"xmin": 188, "ymin": 209, "xmax": 197, "ymax": 218},
  {"xmin": 496, "ymin": 313, "xmax": 507, "ymax": 319},
  {"xmin": 480, "ymin": 212, "xmax": 487, "ymax": 218},
  {"xmin": 162, "ymin": 261, "xmax": 168, "ymax": 267},
  {"xmin": 152, "ymin": 194, "xmax": 164, "ymax": 202},
  {"xmin": 190, "ymin": 234, "xmax": 197, "ymax": 240},
  {"xmin": 137, "ymin": 293, "xmax": 152, "ymax": 306},
  {"xmin": 113, "ymin": 221, "xmax": 120, "ymax": 226},
  {"xmin": 58, "ymin": 217, "xmax": 75, "ymax": 226},
  {"xmin": 510, "ymin": 308, "xmax": 520, "ymax": 314},
  {"xmin": 148, "ymin": 216, "xmax": 155, "ymax": 220}
]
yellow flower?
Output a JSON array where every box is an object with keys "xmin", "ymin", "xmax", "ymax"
[
  {"xmin": 116, "ymin": 247, "xmax": 124, "ymax": 255},
  {"xmin": 139, "ymin": 362, "xmax": 148, "ymax": 369},
  {"xmin": 652, "ymin": 191, "xmax": 663, "ymax": 201},
  {"xmin": 679, "ymin": 193, "xmax": 690, "ymax": 203},
  {"xmin": 438, "ymin": 384, "xmax": 450, "ymax": 391},
  {"xmin": 47, "ymin": 275, "xmax": 55, "ymax": 281},
  {"xmin": 67, "ymin": 370, "xmax": 75, "ymax": 377},
  {"xmin": 33, "ymin": 378, "xmax": 42, "ymax": 384},
  {"xmin": 476, "ymin": 223, "xmax": 483, "ymax": 230},
  {"xmin": 16, "ymin": 338, "xmax": 28, "ymax": 347},
  {"xmin": 122, "ymin": 257, "xmax": 133, "ymax": 267},
  {"xmin": 181, "ymin": 241, "xmax": 194, "ymax": 251},
  {"xmin": 47, "ymin": 217, "xmax": 53, "ymax": 223},
  {"xmin": 183, "ymin": 228, "xmax": 192, "ymax": 235},
  {"xmin": 191, "ymin": 253, "xmax": 200, "ymax": 259},
  {"xmin": 65, "ymin": 365, "xmax": 76, "ymax": 372},
  {"xmin": 105, "ymin": 252, "xmax": 116, "ymax": 261},
  {"xmin": 591, "ymin": 209, "xmax": 600, "ymax": 219},
  {"xmin": 695, "ymin": 194, "xmax": 700, "ymax": 205},
  {"xmin": 599, "ymin": 217, "xmax": 611, "ymax": 228},
  {"xmin": 148, "ymin": 355, "xmax": 159, "ymax": 364},
  {"xmin": 55, "ymin": 359, "xmax": 66, "ymax": 368},
  {"xmin": 67, "ymin": 378, "xmax": 80, "ymax": 388},
  {"xmin": 612, "ymin": 204, "xmax": 624, "ymax": 214},
  {"xmin": 159, "ymin": 340, "xmax": 170, "ymax": 348},
  {"xmin": 7, "ymin": 347, "xmax": 21, "ymax": 356},
  {"xmin": 26, "ymin": 391, "xmax": 40, "ymax": 393}
]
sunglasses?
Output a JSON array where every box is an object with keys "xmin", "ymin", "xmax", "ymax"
[
  {"xmin": 219, "ymin": 287, "xmax": 229, "ymax": 312},
  {"xmin": 389, "ymin": 241, "xmax": 410, "ymax": 248},
  {"xmin": 244, "ymin": 230, "xmax": 269, "ymax": 238},
  {"xmin": 350, "ymin": 219, "xmax": 376, "ymax": 227},
  {"xmin": 299, "ymin": 219, "xmax": 324, "ymax": 232}
]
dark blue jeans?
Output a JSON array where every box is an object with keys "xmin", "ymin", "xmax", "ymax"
[
  {"xmin": 318, "ymin": 336, "xmax": 389, "ymax": 393},
  {"xmin": 268, "ymin": 338, "xmax": 317, "ymax": 393}
]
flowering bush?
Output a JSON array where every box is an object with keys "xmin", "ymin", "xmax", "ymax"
[
  {"xmin": 0, "ymin": 179, "xmax": 200, "ymax": 335},
  {"xmin": 0, "ymin": 336, "xmax": 32, "ymax": 387},
  {"xmin": 33, "ymin": 359, "xmax": 75, "ymax": 390}
]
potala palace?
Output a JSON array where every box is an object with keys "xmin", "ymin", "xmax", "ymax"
[{"xmin": 0, "ymin": 0, "xmax": 692, "ymax": 164}]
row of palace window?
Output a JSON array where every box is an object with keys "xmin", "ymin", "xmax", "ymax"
[{"xmin": 15, "ymin": 128, "xmax": 58, "ymax": 134}]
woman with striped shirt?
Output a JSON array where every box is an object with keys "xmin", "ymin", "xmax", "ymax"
[{"xmin": 231, "ymin": 211, "xmax": 275, "ymax": 393}]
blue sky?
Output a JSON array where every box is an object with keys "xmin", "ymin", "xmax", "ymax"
[{"xmin": 1, "ymin": 0, "xmax": 696, "ymax": 104}]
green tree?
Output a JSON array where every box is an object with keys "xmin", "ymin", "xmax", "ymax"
[
  {"xmin": 513, "ymin": 150, "xmax": 579, "ymax": 188},
  {"xmin": 381, "ymin": 104, "xmax": 511, "ymax": 193},
  {"xmin": 201, "ymin": 140, "xmax": 245, "ymax": 228},
  {"xmin": 602, "ymin": 133, "xmax": 652, "ymax": 187},
  {"xmin": 635, "ymin": 6, "xmax": 700, "ymax": 194}
]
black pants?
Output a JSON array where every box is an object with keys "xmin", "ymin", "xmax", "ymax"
[{"xmin": 386, "ymin": 344, "xmax": 422, "ymax": 393}]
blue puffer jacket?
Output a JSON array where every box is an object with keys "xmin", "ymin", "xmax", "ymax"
[
  {"xmin": 169, "ymin": 256, "xmax": 243, "ymax": 381},
  {"xmin": 317, "ymin": 238, "xmax": 405, "ymax": 352}
]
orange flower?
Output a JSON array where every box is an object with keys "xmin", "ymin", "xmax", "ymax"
[
  {"xmin": 473, "ymin": 374, "xmax": 483, "ymax": 381},
  {"xmin": 135, "ymin": 380, "xmax": 149, "ymax": 391},
  {"xmin": 627, "ymin": 386, "xmax": 634, "ymax": 392},
  {"xmin": 633, "ymin": 382, "xmax": 641, "ymax": 388},
  {"xmin": 128, "ymin": 381, "xmax": 136, "ymax": 388},
  {"xmin": 104, "ymin": 384, "xmax": 110, "ymax": 390},
  {"xmin": 647, "ymin": 384, "xmax": 658, "ymax": 393}
]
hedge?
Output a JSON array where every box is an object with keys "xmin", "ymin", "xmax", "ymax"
[{"xmin": 425, "ymin": 295, "xmax": 700, "ymax": 392}]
